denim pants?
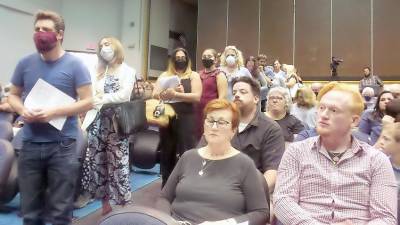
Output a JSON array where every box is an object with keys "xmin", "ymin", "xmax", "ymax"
[{"xmin": 18, "ymin": 139, "xmax": 79, "ymax": 225}]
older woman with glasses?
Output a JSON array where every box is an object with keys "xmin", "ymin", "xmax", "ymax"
[
  {"xmin": 157, "ymin": 99, "xmax": 269, "ymax": 225},
  {"xmin": 265, "ymin": 87, "xmax": 304, "ymax": 142}
]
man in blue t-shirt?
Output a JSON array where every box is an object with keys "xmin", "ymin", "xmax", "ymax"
[{"xmin": 8, "ymin": 10, "xmax": 92, "ymax": 225}]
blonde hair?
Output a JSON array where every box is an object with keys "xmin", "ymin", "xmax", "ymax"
[
  {"xmin": 295, "ymin": 87, "xmax": 317, "ymax": 108},
  {"xmin": 220, "ymin": 46, "xmax": 244, "ymax": 67},
  {"xmin": 382, "ymin": 123, "xmax": 400, "ymax": 143},
  {"xmin": 96, "ymin": 37, "xmax": 125, "ymax": 79},
  {"xmin": 317, "ymin": 82, "xmax": 364, "ymax": 116}
]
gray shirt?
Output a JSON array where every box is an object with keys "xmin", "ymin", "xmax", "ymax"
[{"xmin": 157, "ymin": 149, "xmax": 269, "ymax": 225}]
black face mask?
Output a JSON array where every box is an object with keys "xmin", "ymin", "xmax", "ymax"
[
  {"xmin": 202, "ymin": 58, "xmax": 214, "ymax": 68},
  {"xmin": 174, "ymin": 59, "xmax": 187, "ymax": 70},
  {"xmin": 364, "ymin": 96, "xmax": 372, "ymax": 101}
]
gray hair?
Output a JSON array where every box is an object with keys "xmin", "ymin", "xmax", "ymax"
[{"xmin": 267, "ymin": 87, "xmax": 292, "ymax": 113}]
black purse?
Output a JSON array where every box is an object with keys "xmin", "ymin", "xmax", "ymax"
[{"xmin": 103, "ymin": 75, "xmax": 147, "ymax": 135}]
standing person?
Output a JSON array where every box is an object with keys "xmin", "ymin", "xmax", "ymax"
[
  {"xmin": 8, "ymin": 10, "xmax": 93, "ymax": 225},
  {"xmin": 359, "ymin": 66, "xmax": 384, "ymax": 94},
  {"xmin": 219, "ymin": 46, "xmax": 251, "ymax": 100},
  {"xmin": 274, "ymin": 82, "xmax": 397, "ymax": 225},
  {"xmin": 152, "ymin": 47, "xmax": 202, "ymax": 185},
  {"xmin": 80, "ymin": 37, "xmax": 135, "ymax": 214},
  {"xmin": 267, "ymin": 60, "xmax": 286, "ymax": 88},
  {"xmin": 196, "ymin": 48, "xmax": 227, "ymax": 139},
  {"xmin": 245, "ymin": 56, "xmax": 269, "ymax": 111}
]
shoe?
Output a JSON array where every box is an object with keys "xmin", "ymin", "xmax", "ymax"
[{"xmin": 73, "ymin": 192, "xmax": 93, "ymax": 209}]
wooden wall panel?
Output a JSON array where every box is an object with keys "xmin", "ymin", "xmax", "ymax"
[
  {"xmin": 259, "ymin": 0, "xmax": 294, "ymax": 65},
  {"xmin": 227, "ymin": 0, "xmax": 259, "ymax": 59},
  {"xmin": 196, "ymin": 0, "xmax": 227, "ymax": 69},
  {"xmin": 332, "ymin": 0, "xmax": 371, "ymax": 80},
  {"xmin": 295, "ymin": 0, "xmax": 331, "ymax": 79},
  {"xmin": 374, "ymin": 0, "xmax": 400, "ymax": 80}
]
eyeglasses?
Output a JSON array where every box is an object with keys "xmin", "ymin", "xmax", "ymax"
[
  {"xmin": 268, "ymin": 96, "xmax": 284, "ymax": 101},
  {"xmin": 204, "ymin": 118, "xmax": 231, "ymax": 128}
]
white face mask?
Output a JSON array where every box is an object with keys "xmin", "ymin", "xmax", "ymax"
[
  {"xmin": 100, "ymin": 46, "xmax": 115, "ymax": 62},
  {"xmin": 226, "ymin": 55, "xmax": 237, "ymax": 66}
]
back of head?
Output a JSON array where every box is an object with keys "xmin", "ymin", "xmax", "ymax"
[
  {"xmin": 362, "ymin": 87, "xmax": 375, "ymax": 97},
  {"xmin": 317, "ymin": 82, "xmax": 364, "ymax": 116}
]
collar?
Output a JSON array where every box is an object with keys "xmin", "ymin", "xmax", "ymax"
[{"xmin": 311, "ymin": 135, "xmax": 364, "ymax": 155}]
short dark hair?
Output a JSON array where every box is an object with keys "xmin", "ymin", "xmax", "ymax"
[
  {"xmin": 232, "ymin": 76, "xmax": 260, "ymax": 97},
  {"xmin": 363, "ymin": 66, "xmax": 371, "ymax": 71}
]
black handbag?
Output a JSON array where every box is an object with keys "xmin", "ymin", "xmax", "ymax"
[{"xmin": 103, "ymin": 75, "xmax": 147, "ymax": 135}]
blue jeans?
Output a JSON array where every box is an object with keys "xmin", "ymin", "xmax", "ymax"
[{"xmin": 18, "ymin": 139, "xmax": 79, "ymax": 225}]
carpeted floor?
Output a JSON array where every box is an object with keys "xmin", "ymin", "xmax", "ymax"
[
  {"xmin": 0, "ymin": 165, "xmax": 161, "ymax": 225},
  {"xmin": 73, "ymin": 179, "xmax": 162, "ymax": 225}
]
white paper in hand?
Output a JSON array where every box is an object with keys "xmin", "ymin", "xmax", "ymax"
[
  {"xmin": 24, "ymin": 78, "xmax": 75, "ymax": 130},
  {"xmin": 158, "ymin": 75, "xmax": 180, "ymax": 90}
]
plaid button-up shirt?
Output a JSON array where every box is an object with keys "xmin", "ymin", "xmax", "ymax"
[{"xmin": 274, "ymin": 136, "xmax": 397, "ymax": 225}]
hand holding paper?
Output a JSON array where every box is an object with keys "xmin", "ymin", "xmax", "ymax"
[
  {"xmin": 24, "ymin": 78, "xmax": 75, "ymax": 130},
  {"xmin": 158, "ymin": 75, "xmax": 180, "ymax": 90}
]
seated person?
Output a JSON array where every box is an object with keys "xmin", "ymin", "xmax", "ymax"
[
  {"xmin": 0, "ymin": 85, "xmax": 15, "ymax": 113},
  {"xmin": 157, "ymin": 99, "xmax": 269, "ymax": 225},
  {"xmin": 386, "ymin": 98, "xmax": 400, "ymax": 122},
  {"xmin": 291, "ymin": 87, "xmax": 317, "ymax": 129},
  {"xmin": 265, "ymin": 87, "xmax": 304, "ymax": 142},
  {"xmin": 274, "ymin": 82, "xmax": 397, "ymax": 224},
  {"xmin": 374, "ymin": 123, "xmax": 400, "ymax": 224},
  {"xmin": 387, "ymin": 83, "xmax": 400, "ymax": 99},
  {"xmin": 361, "ymin": 87, "xmax": 376, "ymax": 110},
  {"xmin": 358, "ymin": 90, "xmax": 394, "ymax": 144}
]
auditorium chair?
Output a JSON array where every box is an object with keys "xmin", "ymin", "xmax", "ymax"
[
  {"xmin": 0, "ymin": 120, "xmax": 13, "ymax": 141},
  {"xmin": 98, "ymin": 205, "xmax": 178, "ymax": 225},
  {"xmin": 129, "ymin": 129, "xmax": 160, "ymax": 170},
  {"xmin": 0, "ymin": 139, "xmax": 18, "ymax": 205}
]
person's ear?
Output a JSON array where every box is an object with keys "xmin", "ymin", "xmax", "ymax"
[
  {"xmin": 351, "ymin": 115, "xmax": 361, "ymax": 128},
  {"xmin": 57, "ymin": 30, "xmax": 64, "ymax": 42}
]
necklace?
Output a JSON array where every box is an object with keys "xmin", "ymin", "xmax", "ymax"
[
  {"xmin": 198, "ymin": 159, "xmax": 212, "ymax": 176},
  {"xmin": 327, "ymin": 151, "xmax": 346, "ymax": 165}
]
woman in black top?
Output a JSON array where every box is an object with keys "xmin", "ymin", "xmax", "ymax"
[{"xmin": 157, "ymin": 99, "xmax": 269, "ymax": 225}]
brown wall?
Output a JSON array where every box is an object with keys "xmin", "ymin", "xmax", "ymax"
[{"xmin": 196, "ymin": 0, "xmax": 400, "ymax": 80}]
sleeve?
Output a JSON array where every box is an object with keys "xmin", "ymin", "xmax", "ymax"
[
  {"xmin": 366, "ymin": 152, "xmax": 397, "ymax": 225},
  {"xmin": 261, "ymin": 122, "xmax": 285, "ymax": 172},
  {"xmin": 101, "ymin": 65, "xmax": 135, "ymax": 104},
  {"xmin": 291, "ymin": 116, "xmax": 305, "ymax": 135},
  {"xmin": 358, "ymin": 110, "xmax": 373, "ymax": 136},
  {"xmin": 156, "ymin": 152, "xmax": 185, "ymax": 214},
  {"xmin": 11, "ymin": 59, "xmax": 26, "ymax": 87},
  {"xmin": 273, "ymin": 144, "xmax": 325, "ymax": 225},
  {"xmin": 73, "ymin": 59, "xmax": 92, "ymax": 88},
  {"xmin": 294, "ymin": 129, "xmax": 312, "ymax": 142},
  {"xmin": 375, "ymin": 76, "xmax": 384, "ymax": 87},
  {"xmin": 257, "ymin": 72, "xmax": 268, "ymax": 87},
  {"xmin": 232, "ymin": 158, "xmax": 269, "ymax": 225}
]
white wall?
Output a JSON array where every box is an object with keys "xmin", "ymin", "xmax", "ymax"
[
  {"xmin": 0, "ymin": 0, "xmax": 148, "ymax": 85},
  {"xmin": 0, "ymin": 0, "xmax": 62, "ymax": 85},
  {"xmin": 148, "ymin": 0, "xmax": 171, "ymax": 78},
  {"xmin": 60, "ymin": 0, "xmax": 123, "ymax": 51}
]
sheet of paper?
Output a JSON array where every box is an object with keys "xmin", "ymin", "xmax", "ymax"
[
  {"xmin": 158, "ymin": 75, "xmax": 180, "ymax": 90},
  {"xmin": 24, "ymin": 78, "xmax": 75, "ymax": 130}
]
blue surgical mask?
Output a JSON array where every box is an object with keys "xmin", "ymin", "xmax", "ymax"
[{"xmin": 364, "ymin": 96, "xmax": 372, "ymax": 101}]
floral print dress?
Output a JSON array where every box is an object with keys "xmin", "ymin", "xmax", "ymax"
[{"xmin": 81, "ymin": 75, "xmax": 131, "ymax": 204}]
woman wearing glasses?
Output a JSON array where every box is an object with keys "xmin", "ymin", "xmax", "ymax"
[
  {"xmin": 265, "ymin": 87, "xmax": 304, "ymax": 142},
  {"xmin": 157, "ymin": 99, "xmax": 269, "ymax": 225}
]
